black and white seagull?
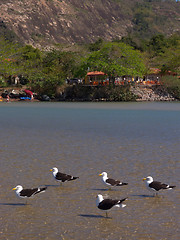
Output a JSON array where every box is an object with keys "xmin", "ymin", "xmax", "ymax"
[
  {"xmin": 99, "ymin": 172, "xmax": 128, "ymax": 189},
  {"xmin": 12, "ymin": 185, "xmax": 47, "ymax": 204},
  {"xmin": 50, "ymin": 167, "xmax": 79, "ymax": 184},
  {"xmin": 143, "ymin": 176, "xmax": 176, "ymax": 196},
  {"xmin": 96, "ymin": 194, "xmax": 127, "ymax": 218}
]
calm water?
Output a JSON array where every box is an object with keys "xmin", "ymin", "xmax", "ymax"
[{"xmin": 0, "ymin": 102, "xmax": 179, "ymax": 240}]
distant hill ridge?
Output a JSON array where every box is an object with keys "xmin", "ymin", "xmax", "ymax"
[{"xmin": 0, "ymin": 0, "xmax": 180, "ymax": 47}]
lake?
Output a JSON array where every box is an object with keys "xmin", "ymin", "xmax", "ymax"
[{"xmin": 0, "ymin": 102, "xmax": 179, "ymax": 240}]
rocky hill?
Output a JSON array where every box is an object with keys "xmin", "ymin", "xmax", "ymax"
[{"xmin": 0, "ymin": 0, "xmax": 180, "ymax": 48}]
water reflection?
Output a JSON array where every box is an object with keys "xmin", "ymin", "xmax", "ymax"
[
  {"xmin": 0, "ymin": 203, "xmax": 27, "ymax": 206},
  {"xmin": 78, "ymin": 214, "xmax": 106, "ymax": 219}
]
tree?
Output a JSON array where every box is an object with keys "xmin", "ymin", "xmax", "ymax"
[
  {"xmin": 78, "ymin": 42, "xmax": 147, "ymax": 83},
  {"xmin": 43, "ymin": 49, "xmax": 78, "ymax": 78},
  {"xmin": 89, "ymin": 38, "xmax": 103, "ymax": 52},
  {"xmin": 0, "ymin": 37, "xmax": 21, "ymax": 79},
  {"xmin": 18, "ymin": 45, "xmax": 43, "ymax": 74},
  {"xmin": 30, "ymin": 72, "xmax": 63, "ymax": 97},
  {"xmin": 148, "ymin": 34, "xmax": 180, "ymax": 74},
  {"xmin": 30, "ymin": 49, "xmax": 79, "ymax": 97},
  {"xmin": 148, "ymin": 34, "xmax": 168, "ymax": 55}
]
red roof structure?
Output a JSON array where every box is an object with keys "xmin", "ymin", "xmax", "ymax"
[
  {"xmin": 87, "ymin": 71, "xmax": 105, "ymax": 76},
  {"xmin": 85, "ymin": 71, "xmax": 108, "ymax": 85}
]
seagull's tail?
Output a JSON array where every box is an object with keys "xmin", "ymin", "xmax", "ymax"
[
  {"xmin": 115, "ymin": 203, "xmax": 126, "ymax": 208},
  {"xmin": 117, "ymin": 182, "xmax": 128, "ymax": 186},
  {"xmin": 71, "ymin": 177, "xmax": 79, "ymax": 181},
  {"xmin": 168, "ymin": 185, "xmax": 176, "ymax": 189},
  {"xmin": 116, "ymin": 197, "xmax": 128, "ymax": 208},
  {"xmin": 119, "ymin": 197, "xmax": 128, "ymax": 203},
  {"xmin": 120, "ymin": 204, "xmax": 126, "ymax": 208},
  {"xmin": 35, "ymin": 186, "xmax": 47, "ymax": 195}
]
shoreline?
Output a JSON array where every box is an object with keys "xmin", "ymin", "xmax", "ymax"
[{"xmin": 0, "ymin": 85, "xmax": 177, "ymax": 103}]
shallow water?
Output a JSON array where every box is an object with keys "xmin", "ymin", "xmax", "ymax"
[{"xmin": 0, "ymin": 102, "xmax": 179, "ymax": 240}]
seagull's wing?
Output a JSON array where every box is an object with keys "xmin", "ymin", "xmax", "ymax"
[
  {"xmin": 149, "ymin": 181, "xmax": 168, "ymax": 191},
  {"xmin": 106, "ymin": 178, "xmax": 117, "ymax": 186},
  {"xmin": 20, "ymin": 188, "xmax": 39, "ymax": 197}
]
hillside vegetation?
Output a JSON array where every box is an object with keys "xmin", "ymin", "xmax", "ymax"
[
  {"xmin": 0, "ymin": 1, "xmax": 180, "ymax": 101},
  {"xmin": 0, "ymin": 32, "xmax": 179, "ymax": 99}
]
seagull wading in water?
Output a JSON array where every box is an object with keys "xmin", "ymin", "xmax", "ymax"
[
  {"xmin": 99, "ymin": 172, "xmax": 128, "ymax": 190},
  {"xmin": 50, "ymin": 167, "xmax": 79, "ymax": 185},
  {"xmin": 12, "ymin": 185, "xmax": 47, "ymax": 204},
  {"xmin": 143, "ymin": 176, "xmax": 176, "ymax": 196},
  {"xmin": 96, "ymin": 194, "xmax": 127, "ymax": 218}
]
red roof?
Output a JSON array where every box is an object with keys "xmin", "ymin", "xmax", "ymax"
[{"xmin": 87, "ymin": 71, "xmax": 105, "ymax": 76}]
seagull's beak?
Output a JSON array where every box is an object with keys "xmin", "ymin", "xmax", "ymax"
[
  {"xmin": 99, "ymin": 173, "xmax": 102, "ymax": 176},
  {"xmin": 12, "ymin": 187, "xmax": 16, "ymax": 190},
  {"xmin": 50, "ymin": 169, "xmax": 53, "ymax": 171},
  {"xmin": 142, "ymin": 178, "xmax": 146, "ymax": 181}
]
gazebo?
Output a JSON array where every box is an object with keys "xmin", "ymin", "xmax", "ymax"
[{"xmin": 85, "ymin": 71, "xmax": 109, "ymax": 85}]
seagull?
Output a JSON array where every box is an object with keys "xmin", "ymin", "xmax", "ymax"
[
  {"xmin": 96, "ymin": 194, "xmax": 127, "ymax": 218},
  {"xmin": 99, "ymin": 172, "xmax": 128, "ymax": 189},
  {"xmin": 12, "ymin": 185, "xmax": 47, "ymax": 204},
  {"xmin": 143, "ymin": 176, "xmax": 176, "ymax": 196},
  {"xmin": 50, "ymin": 167, "xmax": 79, "ymax": 184}
]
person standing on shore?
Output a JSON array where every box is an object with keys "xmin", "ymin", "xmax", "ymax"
[{"xmin": 6, "ymin": 95, "xmax": 10, "ymax": 102}]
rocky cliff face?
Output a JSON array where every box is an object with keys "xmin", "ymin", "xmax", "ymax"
[
  {"xmin": 130, "ymin": 85, "xmax": 175, "ymax": 101},
  {"xmin": 0, "ymin": 0, "xmax": 180, "ymax": 48}
]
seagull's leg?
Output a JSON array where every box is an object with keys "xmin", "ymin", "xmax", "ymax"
[{"xmin": 106, "ymin": 212, "xmax": 108, "ymax": 218}]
